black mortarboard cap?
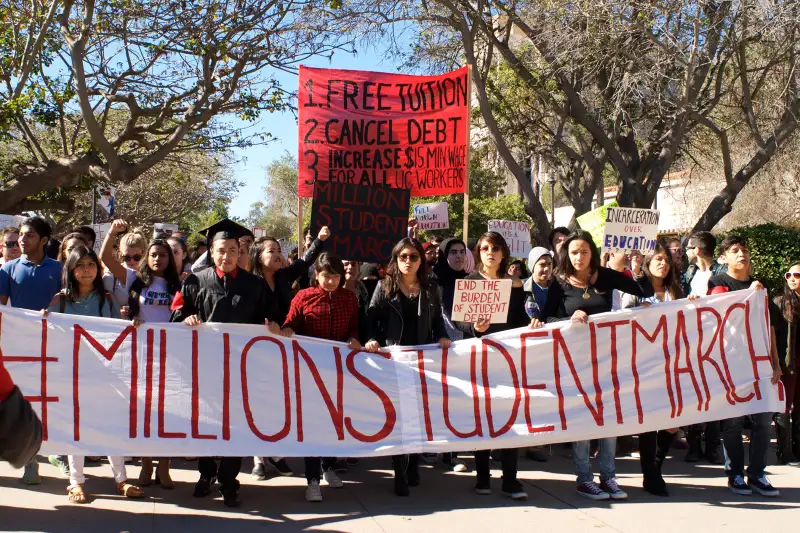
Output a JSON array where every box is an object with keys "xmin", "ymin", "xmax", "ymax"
[{"xmin": 198, "ymin": 218, "xmax": 254, "ymax": 246}]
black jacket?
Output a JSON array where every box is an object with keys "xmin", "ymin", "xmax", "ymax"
[
  {"xmin": 0, "ymin": 386, "xmax": 42, "ymax": 468},
  {"xmin": 433, "ymin": 259, "xmax": 466, "ymax": 319},
  {"xmin": 773, "ymin": 295, "xmax": 798, "ymax": 374},
  {"xmin": 268, "ymin": 238, "xmax": 325, "ymax": 324},
  {"xmin": 366, "ymin": 280, "xmax": 449, "ymax": 346},
  {"xmin": 171, "ymin": 267, "xmax": 272, "ymax": 325}
]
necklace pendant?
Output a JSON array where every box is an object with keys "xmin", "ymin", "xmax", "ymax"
[{"xmin": 582, "ymin": 291, "xmax": 591, "ymax": 300}]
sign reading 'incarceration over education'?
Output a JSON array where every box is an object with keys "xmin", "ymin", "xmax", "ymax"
[
  {"xmin": 310, "ymin": 181, "xmax": 410, "ymax": 263},
  {"xmin": 297, "ymin": 66, "xmax": 470, "ymax": 198}
]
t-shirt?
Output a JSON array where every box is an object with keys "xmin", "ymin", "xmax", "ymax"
[
  {"xmin": 708, "ymin": 273, "xmax": 782, "ymax": 324},
  {"xmin": 398, "ymin": 292, "xmax": 420, "ymax": 346},
  {"xmin": 0, "ymin": 256, "xmax": 63, "ymax": 310},
  {"xmin": 690, "ymin": 269, "xmax": 714, "ymax": 297},
  {"xmin": 104, "ymin": 267, "xmax": 173, "ymax": 323},
  {"xmin": 48, "ymin": 291, "xmax": 121, "ymax": 319}
]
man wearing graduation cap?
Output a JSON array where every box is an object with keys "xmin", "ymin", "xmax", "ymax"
[
  {"xmin": 190, "ymin": 218, "xmax": 256, "ymax": 273},
  {"xmin": 171, "ymin": 218, "xmax": 280, "ymax": 507}
]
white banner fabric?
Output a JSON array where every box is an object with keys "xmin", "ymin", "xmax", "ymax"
[{"xmin": 0, "ymin": 289, "xmax": 781, "ymax": 456}]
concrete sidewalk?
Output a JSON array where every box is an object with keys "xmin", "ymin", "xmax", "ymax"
[{"xmin": 1, "ymin": 445, "xmax": 799, "ymax": 533}]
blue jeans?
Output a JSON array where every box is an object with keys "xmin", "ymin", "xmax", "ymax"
[
  {"xmin": 722, "ymin": 411, "xmax": 772, "ymax": 479},
  {"xmin": 573, "ymin": 438, "xmax": 616, "ymax": 483}
]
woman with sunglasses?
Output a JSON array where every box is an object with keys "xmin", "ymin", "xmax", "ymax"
[
  {"xmin": 621, "ymin": 241, "xmax": 686, "ymax": 496},
  {"xmin": 453, "ymin": 231, "xmax": 531, "ymax": 500},
  {"xmin": 101, "ymin": 223, "xmax": 148, "ymax": 307},
  {"xmin": 536, "ymin": 231, "xmax": 653, "ymax": 502},
  {"xmin": 366, "ymin": 238, "xmax": 451, "ymax": 496},
  {"xmin": 101, "ymin": 220, "xmax": 182, "ymax": 488},
  {"xmin": 772, "ymin": 264, "xmax": 800, "ymax": 466},
  {"xmin": 43, "ymin": 245, "xmax": 144, "ymax": 504}
]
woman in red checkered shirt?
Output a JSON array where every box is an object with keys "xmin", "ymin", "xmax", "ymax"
[
  {"xmin": 282, "ymin": 253, "xmax": 361, "ymax": 503},
  {"xmin": 365, "ymin": 238, "xmax": 452, "ymax": 497}
]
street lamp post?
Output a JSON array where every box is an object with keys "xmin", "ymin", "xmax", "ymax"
[{"xmin": 547, "ymin": 175, "xmax": 556, "ymax": 227}]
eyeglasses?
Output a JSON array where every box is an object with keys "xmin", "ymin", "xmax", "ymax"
[
  {"xmin": 123, "ymin": 254, "xmax": 143, "ymax": 262},
  {"xmin": 480, "ymin": 245, "xmax": 501, "ymax": 253},
  {"xmin": 668, "ymin": 247, "xmax": 682, "ymax": 253},
  {"xmin": 3, "ymin": 241, "xmax": 19, "ymax": 248},
  {"xmin": 785, "ymin": 272, "xmax": 800, "ymax": 280},
  {"xmin": 398, "ymin": 253, "xmax": 420, "ymax": 263},
  {"xmin": 685, "ymin": 246, "xmax": 697, "ymax": 250}
]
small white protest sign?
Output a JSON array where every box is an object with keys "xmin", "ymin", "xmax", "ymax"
[
  {"xmin": 153, "ymin": 223, "xmax": 179, "ymax": 240},
  {"xmin": 413, "ymin": 202, "xmax": 449, "ymax": 230},
  {"xmin": 253, "ymin": 227, "xmax": 266, "ymax": 238},
  {"xmin": 451, "ymin": 278, "xmax": 513, "ymax": 324},
  {"xmin": 0, "ymin": 214, "xmax": 26, "ymax": 229},
  {"xmin": 488, "ymin": 219, "xmax": 531, "ymax": 258},
  {"xmin": 601, "ymin": 207, "xmax": 660, "ymax": 254},
  {"xmin": 90, "ymin": 223, "xmax": 111, "ymax": 254}
]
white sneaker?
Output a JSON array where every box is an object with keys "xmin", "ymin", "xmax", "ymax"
[
  {"xmin": 451, "ymin": 458, "xmax": 468, "ymax": 473},
  {"xmin": 305, "ymin": 480, "xmax": 322, "ymax": 502},
  {"xmin": 323, "ymin": 468, "xmax": 343, "ymax": 488}
]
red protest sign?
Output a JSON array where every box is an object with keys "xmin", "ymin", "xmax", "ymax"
[{"xmin": 297, "ymin": 66, "xmax": 470, "ymax": 198}]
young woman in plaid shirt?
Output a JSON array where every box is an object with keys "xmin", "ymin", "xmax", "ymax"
[
  {"xmin": 283, "ymin": 253, "xmax": 361, "ymax": 502},
  {"xmin": 365, "ymin": 238, "xmax": 451, "ymax": 496}
]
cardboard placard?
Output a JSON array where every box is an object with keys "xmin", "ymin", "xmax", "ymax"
[
  {"xmin": 310, "ymin": 181, "xmax": 410, "ymax": 263},
  {"xmin": 96, "ymin": 185, "xmax": 116, "ymax": 223},
  {"xmin": 413, "ymin": 202, "xmax": 449, "ymax": 230},
  {"xmin": 576, "ymin": 201, "xmax": 618, "ymax": 248},
  {"xmin": 451, "ymin": 278, "xmax": 513, "ymax": 323},
  {"xmin": 601, "ymin": 207, "xmax": 660, "ymax": 254},
  {"xmin": 153, "ymin": 223, "xmax": 179, "ymax": 240},
  {"xmin": 488, "ymin": 219, "xmax": 531, "ymax": 258},
  {"xmin": 297, "ymin": 66, "xmax": 469, "ymax": 198}
]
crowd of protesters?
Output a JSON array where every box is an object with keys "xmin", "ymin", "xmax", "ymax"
[{"xmin": 0, "ymin": 216, "xmax": 796, "ymax": 508}]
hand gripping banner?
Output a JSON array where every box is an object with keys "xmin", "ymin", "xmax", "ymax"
[{"xmin": 0, "ymin": 290, "xmax": 781, "ymax": 456}]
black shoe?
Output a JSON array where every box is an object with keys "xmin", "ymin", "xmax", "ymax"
[
  {"xmin": 193, "ymin": 477, "xmax": 212, "ymax": 498},
  {"xmin": 643, "ymin": 474, "xmax": 669, "ymax": 497},
  {"xmin": 704, "ymin": 447, "xmax": 722, "ymax": 465},
  {"xmin": 475, "ymin": 478, "xmax": 492, "ymax": 495},
  {"xmin": 251, "ymin": 463, "xmax": 266, "ymax": 480},
  {"xmin": 407, "ymin": 466, "xmax": 420, "ymax": 487},
  {"xmin": 490, "ymin": 450, "xmax": 503, "ymax": 462},
  {"xmin": 333, "ymin": 460, "xmax": 349, "ymax": 473},
  {"xmin": 267, "ymin": 458, "xmax": 293, "ymax": 476},
  {"xmin": 748, "ymin": 475, "xmax": 779, "ymax": 497},
  {"xmin": 346, "ymin": 457, "xmax": 360, "ymax": 466},
  {"xmin": 394, "ymin": 475, "xmax": 410, "ymax": 497},
  {"xmin": 221, "ymin": 489, "xmax": 241, "ymax": 507},
  {"xmin": 501, "ymin": 479, "xmax": 528, "ymax": 500},
  {"xmin": 525, "ymin": 449, "xmax": 549, "ymax": 462}
]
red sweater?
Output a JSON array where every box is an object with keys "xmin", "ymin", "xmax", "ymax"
[
  {"xmin": 0, "ymin": 359, "xmax": 13, "ymax": 401},
  {"xmin": 283, "ymin": 286, "xmax": 359, "ymax": 342}
]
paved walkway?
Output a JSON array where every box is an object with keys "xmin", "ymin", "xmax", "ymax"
[{"xmin": 1, "ymin": 444, "xmax": 799, "ymax": 533}]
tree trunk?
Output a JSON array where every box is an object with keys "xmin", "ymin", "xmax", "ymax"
[{"xmin": 0, "ymin": 153, "xmax": 108, "ymax": 213}]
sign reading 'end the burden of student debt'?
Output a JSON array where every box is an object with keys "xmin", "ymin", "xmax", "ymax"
[
  {"xmin": 451, "ymin": 278, "xmax": 513, "ymax": 323},
  {"xmin": 413, "ymin": 202, "xmax": 449, "ymax": 230},
  {"xmin": 297, "ymin": 66, "xmax": 469, "ymax": 198},
  {"xmin": 602, "ymin": 207, "xmax": 660, "ymax": 255},
  {"xmin": 310, "ymin": 180, "xmax": 410, "ymax": 263}
]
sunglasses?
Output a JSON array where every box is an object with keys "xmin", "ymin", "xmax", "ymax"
[
  {"xmin": 123, "ymin": 254, "xmax": 143, "ymax": 262},
  {"xmin": 480, "ymin": 245, "xmax": 502, "ymax": 253},
  {"xmin": 785, "ymin": 272, "xmax": 800, "ymax": 280},
  {"xmin": 398, "ymin": 253, "xmax": 420, "ymax": 262},
  {"xmin": 3, "ymin": 241, "xmax": 19, "ymax": 248}
]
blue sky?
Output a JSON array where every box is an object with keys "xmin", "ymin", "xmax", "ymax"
[{"xmin": 228, "ymin": 46, "xmax": 405, "ymax": 220}]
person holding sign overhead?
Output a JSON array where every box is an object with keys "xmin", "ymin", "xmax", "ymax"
[
  {"xmin": 454, "ymin": 231, "xmax": 531, "ymax": 501},
  {"xmin": 365, "ymin": 238, "xmax": 451, "ymax": 497},
  {"xmin": 536, "ymin": 231, "xmax": 653, "ymax": 502}
]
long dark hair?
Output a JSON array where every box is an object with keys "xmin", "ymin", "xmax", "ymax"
[
  {"xmin": 643, "ymin": 242, "xmax": 682, "ymax": 300},
  {"xmin": 139, "ymin": 239, "xmax": 181, "ymax": 294},
  {"xmin": 248, "ymin": 236, "xmax": 281, "ymax": 279},
  {"xmin": 474, "ymin": 231, "xmax": 511, "ymax": 276},
  {"xmin": 62, "ymin": 245, "xmax": 105, "ymax": 302},
  {"xmin": 311, "ymin": 252, "xmax": 346, "ymax": 288},
  {"xmin": 58, "ymin": 232, "xmax": 89, "ymax": 263},
  {"xmin": 554, "ymin": 231, "xmax": 601, "ymax": 282},
  {"xmin": 781, "ymin": 262, "xmax": 800, "ymax": 322},
  {"xmin": 167, "ymin": 236, "xmax": 188, "ymax": 272},
  {"xmin": 384, "ymin": 238, "xmax": 429, "ymax": 297}
]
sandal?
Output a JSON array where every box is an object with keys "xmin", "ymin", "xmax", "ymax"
[
  {"xmin": 116, "ymin": 481, "xmax": 144, "ymax": 498},
  {"xmin": 67, "ymin": 484, "xmax": 89, "ymax": 504}
]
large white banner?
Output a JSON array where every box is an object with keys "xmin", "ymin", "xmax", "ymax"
[{"xmin": 0, "ymin": 290, "xmax": 781, "ymax": 456}]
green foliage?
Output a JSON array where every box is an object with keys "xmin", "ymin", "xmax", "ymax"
[{"xmin": 723, "ymin": 223, "xmax": 800, "ymax": 295}]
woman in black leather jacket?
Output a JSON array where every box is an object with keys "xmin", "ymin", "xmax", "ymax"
[{"xmin": 366, "ymin": 238, "xmax": 451, "ymax": 496}]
